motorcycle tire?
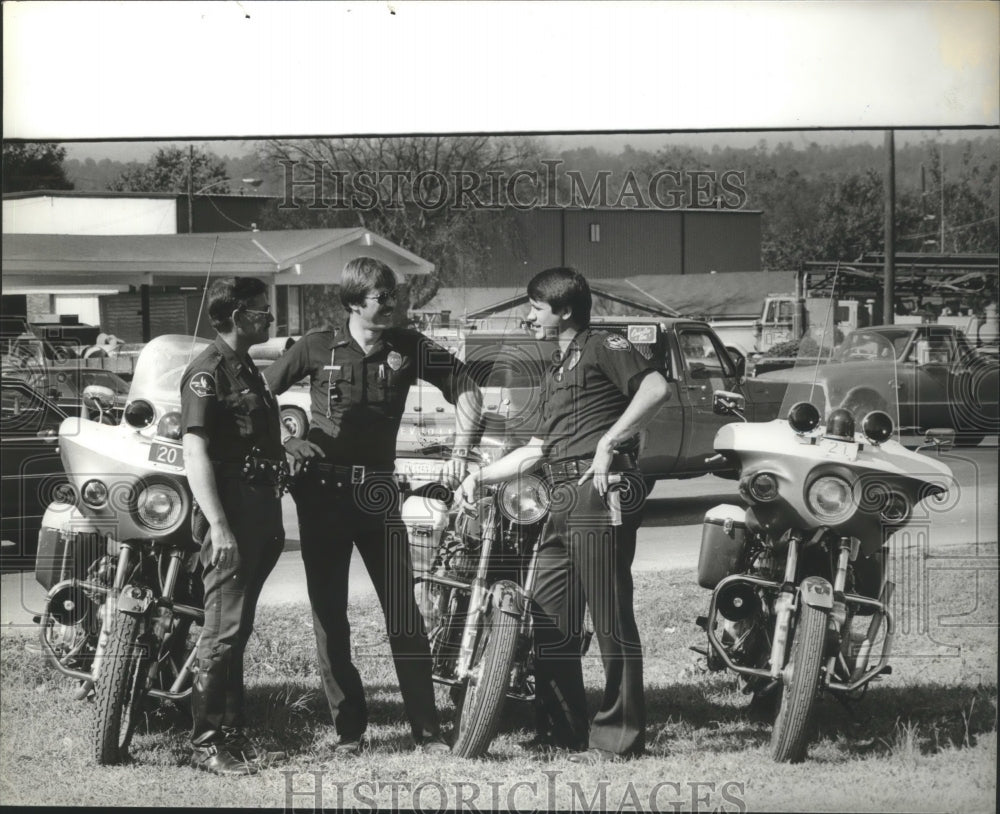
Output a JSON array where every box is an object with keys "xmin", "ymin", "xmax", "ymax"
[
  {"xmin": 770, "ymin": 602, "xmax": 826, "ymax": 763},
  {"xmin": 92, "ymin": 613, "xmax": 149, "ymax": 765},
  {"xmin": 450, "ymin": 604, "xmax": 519, "ymax": 759}
]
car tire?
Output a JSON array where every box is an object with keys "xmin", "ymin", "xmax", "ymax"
[{"xmin": 280, "ymin": 406, "xmax": 308, "ymax": 440}]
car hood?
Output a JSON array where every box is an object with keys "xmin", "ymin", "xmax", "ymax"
[{"xmin": 752, "ymin": 360, "xmax": 897, "ymax": 384}]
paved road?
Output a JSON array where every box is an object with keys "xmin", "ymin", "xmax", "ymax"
[{"xmin": 3, "ymin": 447, "xmax": 996, "ymax": 633}]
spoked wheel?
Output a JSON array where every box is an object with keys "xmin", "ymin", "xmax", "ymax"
[
  {"xmin": 450, "ymin": 604, "xmax": 519, "ymax": 758},
  {"xmin": 770, "ymin": 603, "xmax": 827, "ymax": 763},
  {"xmin": 92, "ymin": 614, "xmax": 150, "ymax": 765}
]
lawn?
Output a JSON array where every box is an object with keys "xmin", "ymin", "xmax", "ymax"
[{"xmin": 1, "ymin": 566, "xmax": 995, "ymax": 812}]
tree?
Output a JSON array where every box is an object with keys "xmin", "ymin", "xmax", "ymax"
[
  {"xmin": 257, "ymin": 136, "xmax": 544, "ymax": 306},
  {"xmin": 108, "ymin": 146, "xmax": 229, "ymax": 193},
  {"xmin": 2, "ymin": 143, "xmax": 74, "ymax": 192}
]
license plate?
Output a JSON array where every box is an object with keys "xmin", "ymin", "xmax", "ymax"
[
  {"xmin": 148, "ymin": 441, "xmax": 184, "ymax": 468},
  {"xmin": 818, "ymin": 438, "xmax": 859, "ymax": 461},
  {"xmin": 397, "ymin": 458, "xmax": 447, "ymax": 477}
]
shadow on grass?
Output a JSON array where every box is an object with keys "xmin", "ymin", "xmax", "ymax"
[{"xmin": 211, "ymin": 677, "xmax": 997, "ymax": 762}]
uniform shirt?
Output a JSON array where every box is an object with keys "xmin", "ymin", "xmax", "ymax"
[
  {"xmin": 180, "ymin": 335, "xmax": 283, "ymax": 463},
  {"xmin": 263, "ymin": 323, "xmax": 473, "ymax": 466},
  {"xmin": 539, "ymin": 329, "xmax": 659, "ymax": 462}
]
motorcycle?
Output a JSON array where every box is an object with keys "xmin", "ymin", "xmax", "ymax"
[
  {"xmin": 35, "ymin": 335, "xmax": 215, "ymax": 765},
  {"xmin": 400, "ymin": 440, "xmax": 562, "ymax": 758},
  {"xmin": 695, "ymin": 330, "xmax": 956, "ymax": 762}
]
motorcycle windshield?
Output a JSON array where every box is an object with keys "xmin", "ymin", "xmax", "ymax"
[
  {"xmin": 778, "ymin": 303, "xmax": 901, "ymax": 442},
  {"xmin": 127, "ymin": 334, "xmax": 210, "ymax": 413}
]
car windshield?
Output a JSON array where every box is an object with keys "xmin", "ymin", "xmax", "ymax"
[
  {"xmin": 834, "ymin": 329, "xmax": 911, "ymax": 361},
  {"xmin": 128, "ymin": 335, "xmax": 210, "ymax": 412},
  {"xmin": 43, "ymin": 368, "xmax": 130, "ymax": 398},
  {"xmin": 779, "ymin": 302, "xmax": 901, "ymax": 442}
]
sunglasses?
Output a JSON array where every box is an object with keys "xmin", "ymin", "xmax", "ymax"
[
  {"xmin": 237, "ymin": 306, "xmax": 273, "ymax": 320},
  {"xmin": 365, "ymin": 291, "xmax": 397, "ymax": 306}
]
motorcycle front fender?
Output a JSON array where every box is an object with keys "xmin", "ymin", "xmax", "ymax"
[
  {"xmin": 799, "ymin": 576, "xmax": 834, "ymax": 610},
  {"xmin": 489, "ymin": 579, "xmax": 527, "ymax": 618},
  {"xmin": 116, "ymin": 584, "xmax": 156, "ymax": 615}
]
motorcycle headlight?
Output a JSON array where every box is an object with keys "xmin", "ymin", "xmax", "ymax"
[
  {"xmin": 806, "ymin": 475, "xmax": 855, "ymax": 523},
  {"xmin": 747, "ymin": 472, "xmax": 780, "ymax": 502},
  {"xmin": 81, "ymin": 479, "xmax": 109, "ymax": 508},
  {"xmin": 156, "ymin": 411, "xmax": 183, "ymax": 441},
  {"xmin": 497, "ymin": 475, "xmax": 551, "ymax": 524},
  {"xmin": 134, "ymin": 481, "xmax": 186, "ymax": 532}
]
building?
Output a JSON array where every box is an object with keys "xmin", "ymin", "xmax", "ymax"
[
  {"xmin": 2, "ymin": 229, "xmax": 433, "ymax": 342},
  {"xmin": 479, "ymin": 208, "xmax": 761, "ymax": 286}
]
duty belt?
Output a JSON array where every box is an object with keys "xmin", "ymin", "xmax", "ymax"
[
  {"xmin": 542, "ymin": 452, "xmax": 637, "ymax": 484},
  {"xmin": 213, "ymin": 456, "xmax": 289, "ymax": 491},
  {"xmin": 300, "ymin": 460, "xmax": 369, "ymax": 487}
]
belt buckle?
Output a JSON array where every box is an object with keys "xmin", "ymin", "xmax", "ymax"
[{"xmin": 351, "ymin": 465, "xmax": 365, "ymax": 484}]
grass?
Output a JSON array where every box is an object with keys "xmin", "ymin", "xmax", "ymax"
[{"xmin": 1, "ymin": 567, "xmax": 996, "ymax": 812}]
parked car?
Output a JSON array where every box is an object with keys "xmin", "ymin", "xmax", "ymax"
[
  {"xmin": 1, "ymin": 377, "xmax": 71, "ymax": 568},
  {"xmin": 746, "ymin": 324, "xmax": 999, "ymax": 444},
  {"xmin": 4, "ymin": 365, "xmax": 130, "ymax": 422}
]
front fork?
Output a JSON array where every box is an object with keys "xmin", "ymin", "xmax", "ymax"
[
  {"xmin": 456, "ymin": 504, "xmax": 499, "ymax": 681},
  {"xmin": 770, "ymin": 536, "xmax": 857, "ymax": 681}
]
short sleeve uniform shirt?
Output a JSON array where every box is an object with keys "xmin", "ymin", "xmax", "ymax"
[{"xmin": 539, "ymin": 329, "xmax": 659, "ymax": 462}]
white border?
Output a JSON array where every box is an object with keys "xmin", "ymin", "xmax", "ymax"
[{"xmin": 4, "ymin": 0, "xmax": 999, "ymax": 140}]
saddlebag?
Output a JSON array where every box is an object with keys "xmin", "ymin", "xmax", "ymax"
[
  {"xmin": 35, "ymin": 527, "xmax": 105, "ymax": 592},
  {"xmin": 698, "ymin": 504, "xmax": 748, "ymax": 589}
]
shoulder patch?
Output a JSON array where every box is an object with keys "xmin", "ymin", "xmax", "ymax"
[
  {"xmin": 604, "ymin": 334, "xmax": 631, "ymax": 351},
  {"xmin": 188, "ymin": 372, "xmax": 217, "ymax": 398}
]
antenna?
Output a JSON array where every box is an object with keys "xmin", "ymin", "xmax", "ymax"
[{"xmin": 189, "ymin": 236, "xmax": 220, "ymax": 362}]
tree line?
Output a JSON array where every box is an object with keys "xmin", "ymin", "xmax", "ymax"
[{"xmin": 4, "ymin": 135, "xmax": 997, "ymax": 304}]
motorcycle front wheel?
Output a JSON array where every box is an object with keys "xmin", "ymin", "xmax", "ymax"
[
  {"xmin": 770, "ymin": 602, "xmax": 826, "ymax": 763},
  {"xmin": 92, "ymin": 613, "xmax": 149, "ymax": 765},
  {"xmin": 450, "ymin": 604, "xmax": 519, "ymax": 759}
]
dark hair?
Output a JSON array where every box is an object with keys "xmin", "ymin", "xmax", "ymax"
[
  {"xmin": 207, "ymin": 276, "xmax": 268, "ymax": 331},
  {"xmin": 339, "ymin": 257, "xmax": 398, "ymax": 308},
  {"xmin": 526, "ymin": 267, "xmax": 592, "ymax": 327}
]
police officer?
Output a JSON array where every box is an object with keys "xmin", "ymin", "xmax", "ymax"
[
  {"xmin": 181, "ymin": 276, "xmax": 286, "ymax": 775},
  {"xmin": 456, "ymin": 267, "xmax": 670, "ymax": 763},
  {"xmin": 264, "ymin": 257, "xmax": 481, "ymax": 755}
]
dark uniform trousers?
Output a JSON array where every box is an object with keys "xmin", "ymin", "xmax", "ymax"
[
  {"xmin": 292, "ymin": 468, "xmax": 440, "ymax": 743},
  {"xmin": 530, "ymin": 475, "xmax": 646, "ymax": 756},
  {"xmin": 191, "ymin": 476, "xmax": 284, "ymax": 745}
]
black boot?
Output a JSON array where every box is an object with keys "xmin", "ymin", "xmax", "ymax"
[
  {"xmin": 191, "ymin": 738, "xmax": 259, "ymax": 776},
  {"xmin": 190, "ymin": 664, "xmax": 256, "ymax": 776}
]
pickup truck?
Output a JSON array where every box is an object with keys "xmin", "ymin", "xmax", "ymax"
[{"xmin": 395, "ymin": 316, "xmax": 754, "ymax": 488}]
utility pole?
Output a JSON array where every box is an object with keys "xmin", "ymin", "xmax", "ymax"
[
  {"xmin": 187, "ymin": 145, "xmax": 194, "ymax": 234},
  {"xmin": 883, "ymin": 129, "xmax": 895, "ymax": 326}
]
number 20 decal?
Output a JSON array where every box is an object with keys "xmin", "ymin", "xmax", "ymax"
[{"xmin": 156, "ymin": 446, "xmax": 179, "ymax": 465}]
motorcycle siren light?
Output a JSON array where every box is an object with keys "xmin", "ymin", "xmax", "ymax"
[
  {"xmin": 81, "ymin": 479, "xmax": 109, "ymax": 508},
  {"xmin": 861, "ymin": 410, "xmax": 894, "ymax": 445},
  {"xmin": 124, "ymin": 399, "xmax": 155, "ymax": 429},
  {"xmin": 824, "ymin": 408, "xmax": 856, "ymax": 442},
  {"xmin": 156, "ymin": 412, "xmax": 183, "ymax": 441},
  {"xmin": 747, "ymin": 472, "xmax": 780, "ymax": 502},
  {"xmin": 787, "ymin": 401, "xmax": 820, "ymax": 434}
]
